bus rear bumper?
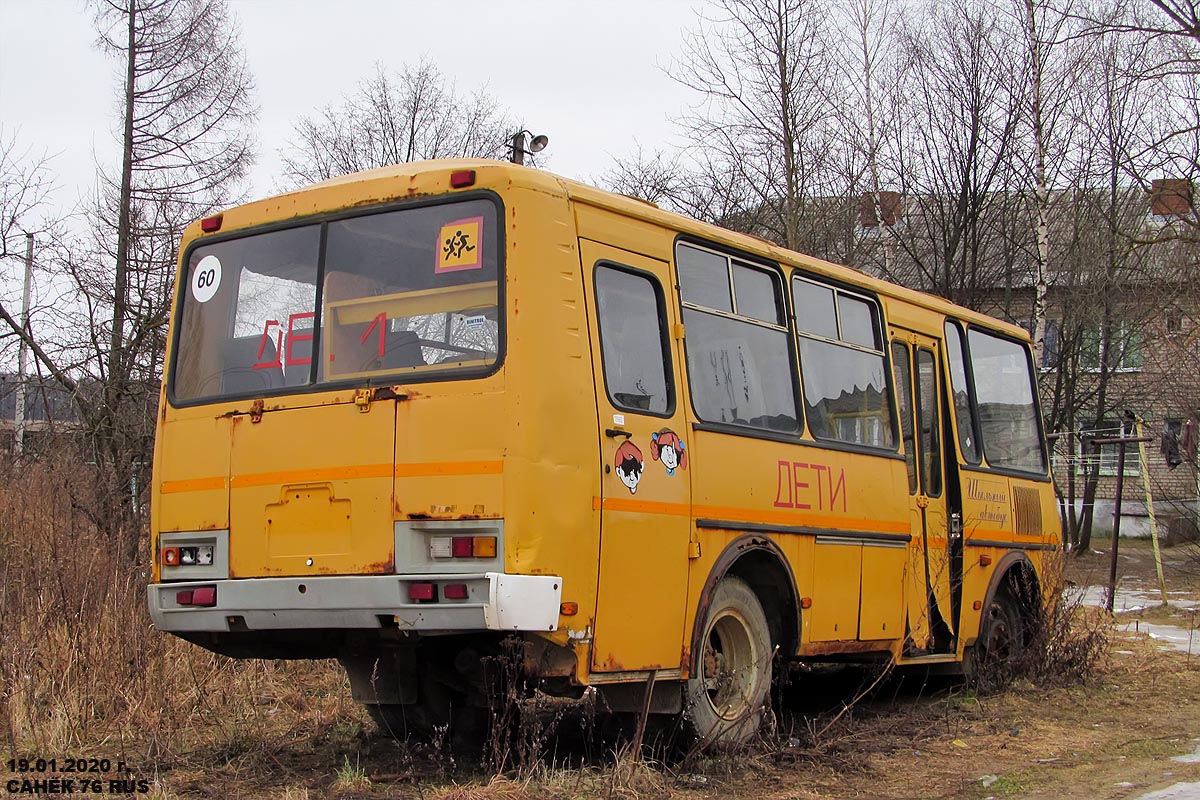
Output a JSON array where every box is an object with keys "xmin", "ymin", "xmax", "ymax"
[{"xmin": 147, "ymin": 572, "xmax": 562, "ymax": 634}]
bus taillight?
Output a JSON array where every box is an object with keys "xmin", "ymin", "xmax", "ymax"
[
  {"xmin": 430, "ymin": 535, "xmax": 497, "ymax": 559},
  {"xmin": 408, "ymin": 582, "xmax": 436, "ymax": 602},
  {"xmin": 176, "ymin": 587, "xmax": 216, "ymax": 607}
]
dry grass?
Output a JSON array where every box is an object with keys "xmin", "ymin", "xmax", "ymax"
[
  {"xmin": 0, "ymin": 454, "xmax": 355, "ymax": 782},
  {"xmin": 4, "ymin": 453, "xmax": 1198, "ymax": 799}
]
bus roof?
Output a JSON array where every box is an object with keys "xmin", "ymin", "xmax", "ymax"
[{"xmin": 201, "ymin": 158, "xmax": 1030, "ymax": 343}]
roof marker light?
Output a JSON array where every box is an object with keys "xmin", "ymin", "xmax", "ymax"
[
  {"xmin": 200, "ymin": 214, "xmax": 223, "ymax": 232},
  {"xmin": 450, "ymin": 170, "xmax": 476, "ymax": 189}
]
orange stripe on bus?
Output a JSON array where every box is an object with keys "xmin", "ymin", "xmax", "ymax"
[
  {"xmin": 230, "ymin": 463, "xmax": 393, "ymax": 488},
  {"xmin": 395, "ymin": 460, "xmax": 503, "ymax": 477},
  {"xmin": 598, "ymin": 496, "xmax": 692, "ymax": 517},
  {"xmin": 160, "ymin": 476, "xmax": 227, "ymax": 494},
  {"xmin": 591, "ymin": 496, "xmax": 909, "ymax": 536},
  {"xmin": 169, "ymin": 461, "xmax": 504, "ymax": 492}
]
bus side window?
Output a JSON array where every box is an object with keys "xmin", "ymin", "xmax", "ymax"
[
  {"xmin": 793, "ymin": 277, "xmax": 894, "ymax": 449},
  {"xmin": 966, "ymin": 329, "xmax": 1047, "ymax": 473},
  {"xmin": 595, "ymin": 265, "xmax": 672, "ymax": 415},
  {"xmin": 915, "ymin": 348, "xmax": 943, "ymax": 497},
  {"xmin": 676, "ymin": 243, "xmax": 797, "ymax": 433},
  {"xmin": 891, "ymin": 340, "xmax": 918, "ymax": 494},
  {"xmin": 943, "ymin": 321, "xmax": 980, "ymax": 464}
]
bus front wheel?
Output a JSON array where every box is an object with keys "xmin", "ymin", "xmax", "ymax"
[
  {"xmin": 975, "ymin": 586, "xmax": 1027, "ymax": 689},
  {"xmin": 684, "ymin": 576, "xmax": 773, "ymax": 747}
]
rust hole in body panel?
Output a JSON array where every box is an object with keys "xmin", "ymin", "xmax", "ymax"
[
  {"xmin": 375, "ymin": 385, "xmax": 423, "ymax": 402},
  {"xmin": 249, "ymin": 399, "xmax": 265, "ymax": 423}
]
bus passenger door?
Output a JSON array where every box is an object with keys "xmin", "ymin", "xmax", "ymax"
[
  {"xmin": 891, "ymin": 331, "xmax": 956, "ymax": 653},
  {"xmin": 580, "ymin": 239, "xmax": 693, "ymax": 673}
]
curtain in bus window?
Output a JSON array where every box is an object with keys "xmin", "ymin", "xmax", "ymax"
[
  {"xmin": 595, "ymin": 266, "xmax": 671, "ymax": 414},
  {"xmin": 798, "ymin": 339, "xmax": 893, "ymax": 447},
  {"xmin": 793, "ymin": 277, "xmax": 894, "ymax": 449},
  {"xmin": 967, "ymin": 330, "xmax": 1046, "ymax": 473},
  {"xmin": 173, "ymin": 225, "xmax": 321, "ymax": 401},
  {"xmin": 319, "ymin": 199, "xmax": 499, "ymax": 382}
]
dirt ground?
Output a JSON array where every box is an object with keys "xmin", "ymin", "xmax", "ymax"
[{"xmin": 122, "ymin": 538, "xmax": 1200, "ymax": 800}]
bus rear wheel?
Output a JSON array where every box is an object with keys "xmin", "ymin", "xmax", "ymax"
[
  {"xmin": 365, "ymin": 693, "xmax": 488, "ymax": 749},
  {"xmin": 684, "ymin": 576, "xmax": 772, "ymax": 748}
]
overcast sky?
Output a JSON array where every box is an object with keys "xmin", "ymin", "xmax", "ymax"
[{"xmin": 0, "ymin": 0, "xmax": 704, "ymax": 213}]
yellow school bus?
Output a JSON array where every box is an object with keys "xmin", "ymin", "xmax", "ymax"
[{"xmin": 148, "ymin": 159, "xmax": 1059, "ymax": 745}]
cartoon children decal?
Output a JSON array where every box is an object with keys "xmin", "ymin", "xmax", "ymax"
[
  {"xmin": 651, "ymin": 428, "xmax": 687, "ymax": 476},
  {"xmin": 614, "ymin": 440, "xmax": 644, "ymax": 495}
]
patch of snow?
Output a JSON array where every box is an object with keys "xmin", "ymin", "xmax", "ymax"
[{"xmin": 1133, "ymin": 782, "xmax": 1200, "ymax": 800}]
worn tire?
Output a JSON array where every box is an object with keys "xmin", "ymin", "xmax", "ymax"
[
  {"xmin": 366, "ymin": 695, "xmax": 487, "ymax": 750},
  {"xmin": 684, "ymin": 576, "xmax": 773, "ymax": 747},
  {"xmin": 975, "ymin": 587, "xmax": 1026, "ymax": 690}
]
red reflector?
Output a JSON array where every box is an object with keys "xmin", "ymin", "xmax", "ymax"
[
  {"xmin": 451, "ymin": 537, "xmax": 473, "ymax": 558},
  {"xmin": 408, "ymin": 582, "xmax": 436, "ymax": 601},
  {"xmin": 444, "ymin": 583, "xmax": 469, "ymax": 600},
  {"xmin": 191, "ymin": 587, "xmax": 216, "ymax": 607},
  {"xmin": 200, "ymin": 214, "xmax": 223, "ymax": 232},
  {"xmin": 450, "ymin": 170, "xmax": 476, "ymax": 188},
  {"xmin": 176, "ymin": 590, "xmax": 194, "ymax": 605}
]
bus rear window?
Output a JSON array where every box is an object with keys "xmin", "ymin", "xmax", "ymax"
[{"xmin": 171, "ymin": 198, "xmax": 500, "ymax": 403}]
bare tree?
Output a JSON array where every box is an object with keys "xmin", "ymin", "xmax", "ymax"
[
  {"xmin": 881, "ymin": 0, "xmax": 1025, "ymax": 303},
  {"xmin": 664, "ymin": 0, "xmax": 840, "ymax": 253},
  {"xmin": 0, "ymin": 134, "xmax": 66, "ymax": 377},
  {"xmin": 278, "ymin": 59, "xmax": 519, "ymax": 186},
  {"xmin": 0, "ymin": 0, "xmax": 256, "ymax": 559}
]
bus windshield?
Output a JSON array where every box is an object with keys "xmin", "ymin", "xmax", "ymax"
[{"xmin": 170, "ymin": 198, "xmax": 501, "ymax": 402}]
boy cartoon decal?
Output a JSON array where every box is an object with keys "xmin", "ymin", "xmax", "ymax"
[
  {"xmin": 650, "ymin": 428, "xmax": 687, "ymax": 476},
  {"xmin": 614, "ymin": 440, "xmax": 644, "ymax": 495}
]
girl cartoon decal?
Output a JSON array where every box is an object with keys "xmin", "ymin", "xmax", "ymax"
[
  {"xmin": 651, "ymin": 428, "xmax": 687, "ymax": 476},
  {"xmin": 614, "ymin": 440, "xmax": 644, "ymax": 494}
]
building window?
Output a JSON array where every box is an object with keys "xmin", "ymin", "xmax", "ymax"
[
  {"xmin": 1041, "ymin": 319, "xmax": 1061, "ymax": 369},
  {"xmin": 1080, "ymin": 322, "xmax": 1143, "ymax": 372}
]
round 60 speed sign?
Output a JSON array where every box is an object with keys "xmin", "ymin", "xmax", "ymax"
[{"xmin": 191, "ymin": 255, "xmax": 222, "ymax": 303}]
